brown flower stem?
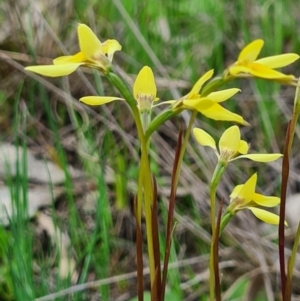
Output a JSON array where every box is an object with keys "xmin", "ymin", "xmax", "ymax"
[{"xmin": 279, "ymin": 79, "xmax": 300, "ymax": 300}]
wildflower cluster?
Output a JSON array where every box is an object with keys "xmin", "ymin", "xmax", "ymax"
[{"xmin": 25, "ymin": 23, "xmax": 299, "ymax": 301}]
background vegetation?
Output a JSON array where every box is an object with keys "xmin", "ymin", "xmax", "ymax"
[{"xmin": 0, "ymin": 0, "xmax": 300, "ymax": 300}]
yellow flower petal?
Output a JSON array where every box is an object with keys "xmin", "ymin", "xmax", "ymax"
[
  {"xmin": 207, "ymin": 88, "xmax": 241, "ymax": 103},
  {"xmin": 201, "ymin": 104, "xmax": 248, "ymax": 124},
  {"xmin": 248, "ymin": 63, "xmax": 295, "ymax": 79},
  {"xmin": 247, "ymin": 207, "xmax": 280, "ymax": 224},
  {"xmin": 252, "ymin": 193, "xmax": 280, "ymax": 207},
  {"xmin": 219, "ymin": 126, "xmax": 240, "ymax": 154},
  {"xmin": 237, "ymin": 153, "xmax": 283, "ymax": 162},
  {"xmin": 133, "ymin": 66, "xmax": 157, "ymax": 101},
  {"xmin": 183, "ymin": 97, "xmax": 214, "ymax": 111},
  {"xmin": 237, "ymin": 173, "xmax": 257, "ymax": 203},
  {"xmin": 238, "ymin": 140, "xmax": 249, "ymax": 155},
  {"xmin": 256, "ymin": 53, "xmax": 299, "ymax": 69},
  {"xmin": 80, "ymin": 96, "xmax": 123, "ymax": 106},
  {"xmin": 78, "ymin": 24, "xmax": 103, "ymax": 61},
  {"xmin": 238, "ymin": 39, "xmax": 264, "ymax": 63},
  {"xmin": 25, "ymin": 23, "xmax": 121, "ymax": 78},
  {"xmin": 227, "ymin": 40, "xmax": 298, "ymax": 85},
  {"xmin": 189, "ymin": 70, "xmax": 214, "ymax": 96},
  {"xmin": 193, "ymin": 128, "xmax": 217, "ymax": 150},
  {"xmin": 102, "ymin": 39, "xmax": 122, "ymax": 61},
  {"xmin": 230, "ymin": 184, "xmax": 243, "ymax": 199},
  {"xmin": 25, "ymin": 63, "xmax": 82, "ymax": 77},
  {"xmin": 228, "ymin": 65, "xmax": 253, "ymax": 76},
  {"xmin": 53, "ymin": 52, "xmax": 86, "ymax": 64}
]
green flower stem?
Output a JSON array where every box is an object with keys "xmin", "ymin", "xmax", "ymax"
[
  {"xmin": 210, "ymin": 162, "xmax": 226, "ymax": 234},
  {"xmin": 219, "ymin": 210, "xmax": 234, "ymax": 234},
  {"xmin": 287, "ymin": 111, "xmax": 299, "ymax": 156},
  {"xmin": 106, "ymin": 72, "xmax": 138, "ymax": 111},
  {"xmin": 209, "ymin": 162, "xmax": 227, "ymax": 301},
  {"xmin": 287, "ymin": 89, "xmax": 300, "ymax": 157},
  {"xmin": 288, "ymin": 79, "xmax": 300, "ymax": 154},
  {"xmin": 106, "ymin": 71, "xmax": 156, "ymax": 285},
  {"xmin": 145, "ymin": 109, "xmax": 178, "ymax": 142},
  {"xmin": 140, "ymin": 150, "xmax": 155, "ymax": 282},
  {"xmin": 147, "ymin": 108, "xmax": 197, "ymax": 288},
  {"xmin": 201, "ymin": 75, "xmax": 233, "ymax": 96},
  {"xmin": 106, "ymin": 72, "xmax": 144, "ymax": 221}
]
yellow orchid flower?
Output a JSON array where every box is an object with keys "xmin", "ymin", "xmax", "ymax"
[
  {"xmin": 80, "ymin": 66, "xmax": 158, "ymax": 111},
  {"xmin": 193, "ymin": 125, "xmax": 282, "ymax": 165},
  {"xmin": 226, "ymin": 39, "xmax": 299, "ymax": 83},
  {"xmin": 24, "ymin": 24, "xmax": 121, "ymax": 77},
  {"xmin": 166, "ymin": 70, "xmax": 247, "ymax": 124},
  {"xmin": 133, "ymin": 66, "xmax": 158, "ymax": 112},
  {"xmin": 228, "ymin": 173, "xmax": 282, "ymax": 225}
]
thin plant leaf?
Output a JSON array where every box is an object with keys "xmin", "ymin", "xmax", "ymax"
[
  {"xmin": 134, "ymin": 197, "xmax": 144, "ymax": 301},
  {"xmin": 279, "ymin": 121, "xmax": 291, "ymax": 299},
  {"xmin": 161, "ymin": 123, "xmax": 183, "ymax": 301}
]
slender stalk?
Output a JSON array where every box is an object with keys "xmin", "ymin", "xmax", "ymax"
[
  {"xmin": 287, "ymin": 111, "xmax": 300, "ymax": 154},
  {"xmin": 285, "ymin": 223, "xmax": 300, "ymax": 300},
  {"xmin": 134, "ymin": 196, "xmax": 144, "ymax": 301},
  {"xmin": 219, "ymin": 210, "xmax": 233, "ymax": 234},
  {"xmin": 106, "ymin": 71, "xmax": 156, "ymax": 284},
  {"xmin": 201, "ymin": 75, "xmax": 231, "ymax": 96},
  {"xmin": 141, "ymin": 153, "xmax": 155, "ymax": 285},
  {"xmin": 209, "ymin": 162, "xmax": 226, "ymax": 301},
  {"xmin": 279, "ymin": 122, "xmax": 290, "ymax": 299},
  {"xmin": 278, "ymin": 79, "xmax": 300, "ymax": 300},
  {"xmin": 151, "ymin": 176, "xmax": 162, "ymax": 300},
  {"xmin": 145, "ymin": 109, "xmax": 177, "ymax": 142},
  {"xmin": 209, "ymin": 163, "xmax": 226, "ymax": 232},
  {"xmin": 106, "ymin": 71, "xmax": 145, "ymax": 223},
  {"xmin": 173, "ymin": 111, "xmax": 197, "ymax": 187},
  {"xmin": 161, "ymin": 125, "xmax": 183, "ymax": 301},
  {"xmin": 214, "ymin": 199, "xmax": 223, "ymax": 301}
]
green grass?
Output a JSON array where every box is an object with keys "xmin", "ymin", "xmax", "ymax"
[{"xmin": 0, "ymin": 0, "xmax": 300, "ymax": 300}]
